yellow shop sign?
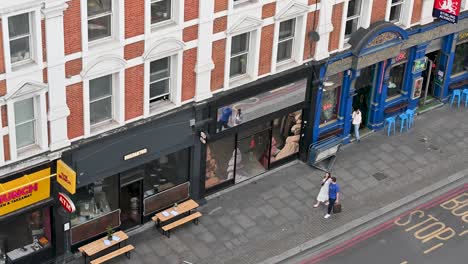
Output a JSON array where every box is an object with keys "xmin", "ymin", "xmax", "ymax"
[
  {"xmin": 57, "ymin": 160, "xmax": 76, "ymax": 195},
  {"xmin": 0, "ymin": 168, "xmax": 51, "ymax": 216}
]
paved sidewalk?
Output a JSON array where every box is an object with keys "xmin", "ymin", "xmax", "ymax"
[{"xmin": 110, "ymin": 106, "xmax": 468, "ymax": 264}]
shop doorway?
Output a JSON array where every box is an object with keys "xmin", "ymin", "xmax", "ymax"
[
  {"xmin": 119, "ymin": 180, "xmax": 143, "ymax": 230},
  {"xmin": 420, "ymin": 51, "xmax": 441, "ymax": 106},
  {"xmin": 353, "ymin": 65, "xmax": 376, "ymax": 129}
]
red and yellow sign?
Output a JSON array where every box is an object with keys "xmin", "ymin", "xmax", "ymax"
[
  {"xmin": 57, "ymin": 160, "xmax": 76, "ymax": 195},
  {"xmin": 0, "ymin": 168, "xmax": 51, "ymax": 216}
]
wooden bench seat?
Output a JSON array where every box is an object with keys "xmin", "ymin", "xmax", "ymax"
[
  {"xmin": 384, "ymin": 102, "xmax": 409, "ymax": 115},
  {"xmin": 90, "ymin": 245, "xmax": 135, "ymax": 264},
  {"xmin": 162, "ymin": 212, "xmax": 202, "ymax": 238}
]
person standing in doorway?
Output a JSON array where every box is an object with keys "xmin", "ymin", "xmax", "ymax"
[
  {"xmin": 352, "ymin": 108, "xmax": 362, "ymax": 142},
  {"xmin": 324, "ymin": 177, "xmax": 340, "ymax": 219}
]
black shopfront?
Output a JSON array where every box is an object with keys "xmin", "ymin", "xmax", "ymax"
[
  {"xmin": 201, "ymin": 65, "xmax": 317, "ymax": 194},
  {"xmin": 61, "ymin": 106, "xmax": 200, "ymax": 249}
]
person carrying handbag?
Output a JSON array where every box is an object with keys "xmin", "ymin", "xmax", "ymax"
[
  {"xmin": 324, "ymin": 177, "xmax": 340, "ymax": 219},
  {"xmin": 313, "ymin": 172, "xmax": 332, "ymax": 208}
]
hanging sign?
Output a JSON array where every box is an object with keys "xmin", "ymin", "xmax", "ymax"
[
  {"xmin": 433, "ymin": 0, "xmax": 461, "ymax": 24},
  {"xmin": 0, "ymin": 168, "xmax": 51, "ymax": 216},
  {"xmin": 412, "ymin": 57, "xmax": 428, "ymax": 73},
  {"xmin": 58, "ymin": 192, "xmax": 76, "ymax": 213},
  {"xmin": 57, "ymin": 160, "xmax": 77, "ymax": 195}
]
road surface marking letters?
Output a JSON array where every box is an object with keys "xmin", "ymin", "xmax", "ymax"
[
  {"xmin": 459, "ymin": 229, "xmax": 467, "ymax": 236},
  {"xmin": 440, "ymin": 192, "xmax": 468, "ymax": 223},
  {"xmin": 423, "ymin": 243, "xmax": 444, "ymax": 254}
]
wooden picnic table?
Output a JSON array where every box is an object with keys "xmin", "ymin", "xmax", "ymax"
[
  {"xmin": 152, "ymin": 199, "xmax": 199, "ymax": 224},
  {"xmin": 78, "ymin": 230, "xmax": 128, "ymax": 263}
]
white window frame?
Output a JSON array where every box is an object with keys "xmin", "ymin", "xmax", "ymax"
[
  {"xmin": 89, "ymin": 74, "xmax": 114, "ymax": 127},
  {"xmin": 145, "ymin": 0, "xmax": 181, "ymax": 35},
  {"xmin": 149, "ymin": 56, "xmax": 171, "ymax": 103},
  {"xmin": 150, "ymin": 0, "xmax": 173, "ymax": 26},
  {"xmin": 276, "ymin": 19, "xmax": 296, "ymax": 64},
  {"xmin": 1, "ymin": 8, "xmax": 43, "ymax": 73},
  {"xmin": 14, "ymin": 98, "xmax": 37, "ymax": 150},
  {"xmin": 229, "ymin": 32, "xmax": 251, "ymax": 79},
  {"xmin": 343, "ymin": 0, "xmax": 362, "ymax": 41},
  {"xmin": 386, "ymin": 0, "xmax": 405, "ymax": 24},
  {"xmin": 8, "ymin": 13, "xmax": 33, "ymax": 66},
  {"xmin": 81, "ymin": 0, "xmax": 124, "ymax": 53},
  {"xmin": 86, "ymin": 0, "xmax": 113, "ymax": 43}
]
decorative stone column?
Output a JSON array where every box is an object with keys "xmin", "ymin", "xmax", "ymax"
[
  {"xmin": 420, "ymin": 0, "xmax": 435, "ymax": 25},
  {"xmin": 194, "ymin": 0, "xmax": 215, "ymax": 102},
  {"xmin": 42, "ymin": 0, "xmax": 71, "ymax": 150},
  {"xmin": 315, "ymin": 0, "xmax": 334, "ymax": 60}
]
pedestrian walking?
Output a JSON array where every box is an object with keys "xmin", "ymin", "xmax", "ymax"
[
  {"xmin": 234, "ymin": 108, "xmax": 243, "ymax": 126},
  {"xmin": 352, "ymin": 108, "xmax": 362, "ymax": 142},
  {"xmin": 313, "ymin": 172, "xmax": 332, "ymax": 208},
  {"xmin": 324, "ymin": 177, "xmax": 340, "ymax": 219}
]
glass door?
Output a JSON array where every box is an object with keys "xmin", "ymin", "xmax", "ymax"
[
  {"xmin": 119, "ymin": 177, "xmax": 143, "ymax": 230},
  {"xmin": 353, "ymin": 64, "xmax": 376, "ymax": 128}
]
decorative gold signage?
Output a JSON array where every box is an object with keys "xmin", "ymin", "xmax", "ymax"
[{"xmin": 124, "ymin": 148, "xmax": 148, "ymax": 160}]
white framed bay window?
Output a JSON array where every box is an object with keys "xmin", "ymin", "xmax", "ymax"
[{"xmin": 277, "ymin": 19, "xmax": 296, "ymax": 63}]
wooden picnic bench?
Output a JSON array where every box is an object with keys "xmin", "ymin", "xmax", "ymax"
[
  {"xmin": 78, "ymin": 231, "xmax": 132, "ymax": 264},
  {"xmin": 90, "ymin": 245, "xmax": 134, "ymax": 264},
  {"xmin": 152, "ymin": 199, "xmax": 202, "ymax": 238}
]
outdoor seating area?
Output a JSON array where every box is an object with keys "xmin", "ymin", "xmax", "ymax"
[
  {"xmin": 449, "ymin": 88, "xmax": 468, "ymax": 108},
  {"xmin": 384, "ymin": 108, "xmax": 415, "ymax": 136},
  {"xmin": 78, "ymin": 231, "xmax": 133, "ymax": 264},
  {"xmin": 152, "ymin": 199, "xmax": 202, "ymax": 238}
]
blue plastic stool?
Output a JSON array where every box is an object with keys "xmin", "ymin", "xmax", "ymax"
[
  {"xmin": 399, "ymin": 113, "xmax": 408, "ymax": 133},
  {"xmin": 405, "ymin": 109, "xmax": 415, "ymax": 129},
  {"xmin": 462, "ymin": 89, "xmax": 468, "ymax": 108},
  {"xmin": 450, "ymin": 89, "xmax": 461, "ymax": 108},
  {"xmin": 385, "ymin": 117, "xmax": 396, "ymax": 136}
]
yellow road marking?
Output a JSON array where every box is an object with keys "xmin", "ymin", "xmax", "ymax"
[
  {"xmin": 459, "ymin": 230, "xmax": 468, "ymax": 236},
  {"xmin": 423, "ymin": 243, "xmax": 443, "ymax": 254}
]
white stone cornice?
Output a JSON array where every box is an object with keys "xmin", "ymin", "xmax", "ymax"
[
  {"xmin": 0, "ymin": 0, "xmax": 43, "ymax": 15},
  {"xmin": 143, "ymin": 38, "xmax": 185, "ymax": 61},
  {"xmin": 41, "ymin": 0, "xmax": 69, "ymax": 18},
  {"xmin": 81, "ymin": 55, "xmax": 127, "ymax": 79},
  {"xmin": 1, "ymin": 81, "xmax": 48, "ymax": 102},
  {"xmin": 227, "ymin": 16, "xmax": 263, "ymax": 35}
]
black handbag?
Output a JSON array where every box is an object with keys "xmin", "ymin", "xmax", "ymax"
[{"xmin": 333, "ymin": 203, "xmax": 342, "ymax": 213}]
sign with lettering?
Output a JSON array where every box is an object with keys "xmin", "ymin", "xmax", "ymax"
[
  {"xmin": 413, "ymin": 57, "xmax": 428, "ymax": 73},
  {"xmin": 124, "ymin": 148, "xmax": 148, "ymax": 160},
  {"xmin": 433, "ymin": 0, "xmax": 461, "ymax": 24},
  {"xmin": 395, "ymin": 50, "xmax": 408, "ymax": 63},
  {"xmin": 58, "ymin": 192, "xmax": 76, "ymax": 213},
  {"xmin": 366, "ymin": 32, "xmax": 399, "ymax": 49},
  {"xmin": 57, "ymin": 160, "xmax": 76, "ymax": 195},
  {"xmin": 412, "ymin": 77, "xmax": 424, "ymax": 100},
  {"xmin": 0, "ymin": 168, "xmax": 51, "ymax": 216}
]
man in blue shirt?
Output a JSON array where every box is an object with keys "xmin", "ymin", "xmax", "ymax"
[
  {"xmin": 325, "ymin": 177, "xmax": 340, "ymax": 219},
  {"xmin": 217, "ymin": 107, "xmax": 233, "ymax": 131}
]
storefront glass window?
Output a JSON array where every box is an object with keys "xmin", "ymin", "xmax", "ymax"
[
  {"xmin": 0, "ymin": 207, "xmax": 52, "ymax": 261},
  {"xmin": 70, "ymin": 176, "xmax": 118, "ymax": 227},
  {"xmin": 217, "ymin": 79, "xmax": 307, "ymax": 132},
  {"xmin": 451, "ymin": 42, "xmax": 468, "ymax": 75},
  {"xmin": 320, "ymin": 73, "xmax": 342, "ymax": 125},
  {"xmin": 205, "ymin": 135, "xmax": 236, "ymax": 189},
  {"xmin": 387, "ymin": 63, "xmax": 406, "ymax": 98},
  {"xmin": 142, "ymin": 148, "xmax": 190, "ymax": 198},
  {"xmin": 270, "ymin": 111, "xmax": 302, "ymax": 163}
]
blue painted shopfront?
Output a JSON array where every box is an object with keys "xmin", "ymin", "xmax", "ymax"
[{"xmin": 312, "ymin": 15, "xmax": 468, "ymax": 146}]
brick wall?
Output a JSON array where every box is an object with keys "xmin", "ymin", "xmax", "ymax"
[
  {"xmin": 262, "ymin": 2, "xmax": 276, "ymax": 19},
  {"xmin": 371, "ymin": 0, "xmax": 387, "ymax": 23},
  {"xmin": 303, "ymin": 11, "xmax": 320, "ymax": 60},
  {"xmin": 66, "ymin": 82, "xmax": 84, "ymax": 139},
  {"xmin": 211, "ymin": 39, "xmax": 226, "ymax": 91},
  {"xmin": 213, "ymin": 16, "xmax": 227, "ymax": 34},
  {"xmin": 124, "ymin": 41, "xmax": 145, "ymax": 60},
  {"xmin": 0, "ymin": 80, "xmax": 5, "ymax": 97},
  {"xmin": 125, "ymin": 0, "xmax": 144, "ymax": 38},
  {"xmin": 42, "ymin": 20, "xmax": 47, "ymax": 62},
  {"xmin": 182, "ymin": 48, "xmax": 197, "ymax": 101},
  {"xmin": 328, "ymin": 3, "xmax": 343, "ymax": 51},
  {"xmin": 63, "ymin": 0, "xmax": 82, "ymax": 55},
  {"xmin": 258, "ymin": 25, "xmax": 274, "ymax": 76},
  {"xmin": 125, "ymin": 65, "xmax": 144, "ymax": 121},
  {"xmin": 3, "ymin": 135, "xmax": 10, "ymax": 161},
  {"xmin": 411, "ymin": 0, "xmax": 423, "ymax": 24},
  {"xmin": 214, "ymin": 0, "xmax": 228, "ymax": 13},
  {"xmin": 43, "ymin": 68, "xmax": 48, "ymax": 83},
  {"xmin": 0, "ymin": 20, "xmax": 5, "ymax": 74},
  {"xmin": 1, "ymin": 105, "xmax": 7, "ymax": 127},
  {"xmin": 308, "ymin": 0, "xmax": 319, "ymax": 4},
  {"xmin": 185, "ymin": 0, "xmax": 199, "ymax": 22},
  {"xmin": 183, "ymin": 25, "xmax": 199, "ymax": 42},
  {"xmin": 65, "ymin": 58, "xmax": 83, "ymax": 77}
]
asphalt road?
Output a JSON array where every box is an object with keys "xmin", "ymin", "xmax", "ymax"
[{"xmin": 301, "ymin": 185, "xmax": 468, "ymax": 264}]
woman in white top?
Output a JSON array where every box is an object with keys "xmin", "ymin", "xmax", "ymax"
[
  {"xmin": 313, "ymin": 172, "xmax": 332, "ymax": 208},
  {"xmin": 352, "ymin": 108, "xmax": 362, "ymax": 142}
]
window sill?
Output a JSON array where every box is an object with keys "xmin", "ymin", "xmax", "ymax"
[
  {"xmin": 90, "ymin": 120, "xmax": 120, "ymax": 136},
  {"xmin": 11, "ymin": 60, "xmax": 39, "ymax": 73},
  {"xmin": 149, "ymin": 100, "xmax": 177, "ymax": 116},
  {"xmin": 88, "ymin": 38, "xmax": 121, "ymax": 54},
  {"xmin": 385, "ymin": 94, "xmax": 403, "ymax": 102},
  {"xmin": 276, "ymin": 59, "xmax": 298, "ymax": 73},
  {"xmin": 229, "ymin": 74, "xmax": 253, "ymax": 88},
  {"xmin": 151, "ymin": 20, "xmax": 177, "ymax": 33},
  {"xmin": 319, "ymin": 119, "xmax": 338, "ymax": 128},
  {"xmin": 17, "ymin": 145, "xmax": 44, "ymax": 160},
  {"xmin": 233, "ymin": 0, "xmax": 259, "ymax": 9}
]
